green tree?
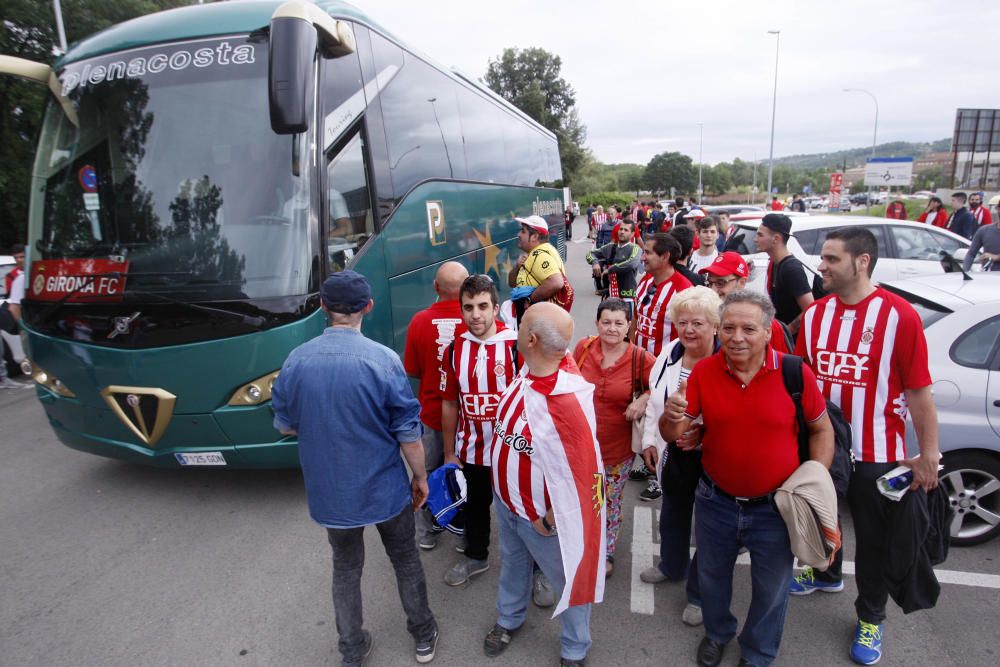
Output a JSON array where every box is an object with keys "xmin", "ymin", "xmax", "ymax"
[
  {"xmin": 0, "ymin": 0, "xmax": 193, "ymax": 250},
  {"xmin": 702, "ymin": 163, "xmax": 733, "ymax": 196},
  {"xmin": 484, "ymin": 47, "xmax": 589, "ymax": 184},
  {"xmin": 643, "ymin": 152, "xmax": 696, "ymax": 195}
]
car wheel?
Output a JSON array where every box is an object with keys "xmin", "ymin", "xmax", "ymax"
[{"xmin": 939, "ymin": 451, "xmax": 1000, "ymax": 546}]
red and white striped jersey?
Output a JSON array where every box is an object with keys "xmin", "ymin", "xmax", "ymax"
[
  {"xmin": 795, "ymin": 288, "xmax": 932, "ymax": 463},
  {"xmin": 633, "ymin": 271, "xmax": 693, "ymax": 356},
  {"xmin": 442, "ymin": 327, "xmax": 519, "ymax": 465},
  {"xmin": 973, "ymin": 206, "xmax": 994, "ymax": 226},
  {"xmin": 490, "ymin": 372, "xmax": 551, "ymax": 521}
]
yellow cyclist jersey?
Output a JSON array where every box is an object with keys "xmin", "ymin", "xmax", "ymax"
[{"xmin": 516, "ymin": 242, "xmax": 564, "ymax": 287}]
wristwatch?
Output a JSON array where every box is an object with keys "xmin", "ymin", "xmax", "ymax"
[{"xmin": 541, "ymin": 516, "xmax": 556, "ymax": 534}]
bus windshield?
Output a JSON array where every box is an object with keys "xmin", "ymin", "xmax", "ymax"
[{"xmin": 29, "ymin": 34, "xmax": 319, "ymax": 303}]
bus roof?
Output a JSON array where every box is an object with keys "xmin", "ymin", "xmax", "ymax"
[
  {"xmin": 57, "ymin": 1, "xmax": 388, "ymax": 65},
  {"xmin": 54, "ymin": 0, "xmax": 556, "ymax": 142}
]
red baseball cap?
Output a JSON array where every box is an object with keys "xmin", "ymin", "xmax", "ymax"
[{"xmin": 699, "ymin": 251, "xmax": 749, "ymax": 278}]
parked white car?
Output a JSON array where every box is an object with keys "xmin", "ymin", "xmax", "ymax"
[
  {"xmin": 724, "ymin": 214, "xmax": 972, "ymax": 293},
  {"xmin": 882, "ymin": 274, "xmax": 1000, "ymax": 545}
]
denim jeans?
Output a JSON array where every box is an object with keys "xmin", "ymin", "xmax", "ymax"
[
  {"xmin": 326, "ymin": 507, "xmax": 437, "ymax": 664},
  {"xmin": 494, "ymin": 497, "xmax": 592, "ymax": 661},
  {"xmin": 694, "ymin": 478, "xmax": 793, "ymax": 667},
  {"xmin": 658, "ymin": 452, "xmax": 702, "ymax": 605},
  {"xmin": 416, "ymin": 429, "xmax": 445, "ymax": 538}
]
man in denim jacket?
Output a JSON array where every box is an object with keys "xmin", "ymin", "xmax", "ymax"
[{"xmin": 272, "ymin": 270, "xmax": 439, "ymax": 666}]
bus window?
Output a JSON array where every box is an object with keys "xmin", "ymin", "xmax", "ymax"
[
  {"xmin": 320, "ymin": 24, "xmax": 364, "ymax": 151},
  {"xmin": 457, "ymin": 87, "xmax": 508, "ymax": 184},
  {"xmin": 327, "ymin": 131, "xmax": 374, "ymax": 271},
  {"xmin": 374, "ymin": 45, "xmax": 466, "ymax": 199}
]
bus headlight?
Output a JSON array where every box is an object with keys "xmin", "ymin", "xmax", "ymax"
[
  {"xmin": 29, "ymin": 362, "xmax": 76, "ymax": 398},
  {"xmin": 227, "ymin": 370, "xmax": 280, "ymax": 406}
]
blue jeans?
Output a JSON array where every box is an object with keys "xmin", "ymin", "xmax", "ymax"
[
  {"xmin": 694, "ymin": 478, "xmax": 793, "ymax": 667},
  {"xmin": 494, "ymin": 497, "xmax": 592, "ymax": 661},
  {"xmin": 326, "ymin": 507, "xmax": 437, "ymax": 664}
]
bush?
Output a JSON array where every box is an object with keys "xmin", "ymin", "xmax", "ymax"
[
  {"xmin": 574, "ymin": 191, "xmax": 635, "ymax": 211},
  {"xmin": 849, "ymin": 198, "xmax": 929, "ymax": 221}
]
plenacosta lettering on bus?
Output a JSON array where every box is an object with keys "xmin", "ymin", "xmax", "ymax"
[
  {"xmin": 60, "ymin": 41, "xmax": 255, "ymax": 96},
  {"xmin": 532, "ymin": 198, "xmax": 562, "ymax": 216}
]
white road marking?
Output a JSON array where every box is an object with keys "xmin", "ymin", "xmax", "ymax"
[
  {"xmin": 629, "ymin": 505, "xmax": 1000, "ymax": 616},
  {"xmin": 630, "ymin": 505, "xmax": 655, "ymax": 614}
]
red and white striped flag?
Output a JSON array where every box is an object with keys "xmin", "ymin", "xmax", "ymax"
[{"xmin": 523, "ymin": 355, "xmax": 606, "ymax": 616}]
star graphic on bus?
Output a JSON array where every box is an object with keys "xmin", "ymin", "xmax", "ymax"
[{"xmin": 473, "ymin": 220, "xmax": 502, "ymax": 280}]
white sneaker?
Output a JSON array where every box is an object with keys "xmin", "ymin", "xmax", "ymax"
[
  {"xmin": 682, "ymin": 603, "xmax": 703, "ymax": 627},
  {"xmin": 532, "ymin": 570, "xmax": 555, "ymax": 607}
]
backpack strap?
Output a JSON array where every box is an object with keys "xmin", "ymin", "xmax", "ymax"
[
  {"xmin": 780, "ymin": 354, "xmax": 810, "ymax": 462},
  {"xmin": 510, "ymin": 341, "xmax": 521, "ymax": 373}
]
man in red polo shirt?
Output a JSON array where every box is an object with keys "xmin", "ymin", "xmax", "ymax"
[
  {"xmin": 661, "ymin": 290, "xmax": 833, "ymax": 667},
  {"xmin": 404, "ymin": 261, "xmax": 468, "ymax": 549},
  {"xmin": 791, "ymin": 227, "xmax": 940, "ymax": 666}
]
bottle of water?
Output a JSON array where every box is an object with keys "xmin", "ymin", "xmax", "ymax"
[{"xmin": 883, "ymin": 470, "xmax": 913, "ymax": 491}]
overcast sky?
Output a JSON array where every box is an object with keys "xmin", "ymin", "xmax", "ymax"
[{"xmin": 355, "ymin": 0, "xmax": 998, "ymax": 166}]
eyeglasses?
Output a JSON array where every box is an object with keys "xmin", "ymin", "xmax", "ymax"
[{"xmin": 706, "ymin": 277, "xmax": 739, "ymax": 288}]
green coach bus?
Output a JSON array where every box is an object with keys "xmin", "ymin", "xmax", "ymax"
[{"xmin": 3, "ymin": 0, "xmax": 565, "ymax": 467}]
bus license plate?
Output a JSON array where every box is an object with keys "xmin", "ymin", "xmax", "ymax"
[{"xmin": 175, "ymin": 452, "xmax": 227, "ymax": 466}]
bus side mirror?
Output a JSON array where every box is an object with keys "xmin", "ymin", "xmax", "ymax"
[
  {"xmin": 268, "ymin": 2, "xmax": 356, "ymax": 135},
  {"xmin": 268, "ymin": 17, "xmax": 316, "ymax": 134}
]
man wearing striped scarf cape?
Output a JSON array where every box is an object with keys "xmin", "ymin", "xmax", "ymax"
[{"xmin": 484, "ymin": 303, "xmax": 606, "ymax": 667}]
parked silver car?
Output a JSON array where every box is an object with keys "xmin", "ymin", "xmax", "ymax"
[{"xmin": 882, "ymin": 274, "xmax": 1000, "ymax": 545}]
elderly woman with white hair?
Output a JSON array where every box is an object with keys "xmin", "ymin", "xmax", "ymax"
[{"xmin": 637, "ymin": 286, "xmax": 721, "ymax": 627}]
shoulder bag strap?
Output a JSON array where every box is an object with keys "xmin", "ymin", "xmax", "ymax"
[{"xmin": 575, "ymin": 335, "xmax": 597, "ymax": 367}]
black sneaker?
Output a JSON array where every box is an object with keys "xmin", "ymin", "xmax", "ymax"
[
  {"xmin": 639, "ymin": 480, "xmax": 661, "ymax": 501},
  {"xmin": 483, "ymin": 624, "xmax": 517, "ymax": 657},
  {"xmin": 415, "ymin": 628, "xmax": 439, "ymax": 664},
  {"xmin": 342, "ymin": 630, "xmax": 374, "ymax": 667},
  {"xmin": 629, "ymin": 466, "xmax": 653, "ymax": 482}
]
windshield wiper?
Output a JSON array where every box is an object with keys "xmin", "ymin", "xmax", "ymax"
[{"xmin": 124, "ymin": 289, "xmax": 266, "ymax": 327}]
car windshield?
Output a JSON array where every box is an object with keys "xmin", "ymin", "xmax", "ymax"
[{"xmin": 28, "ymin": 35, "xmax": 317, "ymax": 302}]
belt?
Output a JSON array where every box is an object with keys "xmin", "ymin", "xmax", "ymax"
[{"xmin": 700, "ymin": 473, "xmax": 774, "ymax": 506}]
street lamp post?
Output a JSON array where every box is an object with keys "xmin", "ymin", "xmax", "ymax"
[
  {"xmin": 697, "ymin": 122, "xmax": 704, "ymax": 205},
  {"xmin": 766, "ymin": 30, "xmax": 780, "ymax": 204},
  {"xmin": 844, "ymin": 88, "xmax": 878, "ymax": 213}
]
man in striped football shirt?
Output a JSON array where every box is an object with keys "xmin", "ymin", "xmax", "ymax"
[
  {"xmin": 441, "ymin": 275, "xmax": 519, "ymax": 587},
  {"xmin": 791, "ymin": 227, "xmax": 941, "ymax": 666}
]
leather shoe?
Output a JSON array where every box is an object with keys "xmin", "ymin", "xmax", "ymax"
[{"xmin": 696, "ymin": 637, "xmax": 726, "ymax": 667}]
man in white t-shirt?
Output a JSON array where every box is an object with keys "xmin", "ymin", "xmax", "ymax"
[{"xmin": 688, "ymin": 217, "xmax": 720, "ymax": 274}]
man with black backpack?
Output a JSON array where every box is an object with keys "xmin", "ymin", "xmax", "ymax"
[
  {"xmin": 756, "ymin": 214, "xmax": 814, "ymax": 335},
  {"xmin": 791, "ymin": 227, "xmax": 941, "ymax": 666}
]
